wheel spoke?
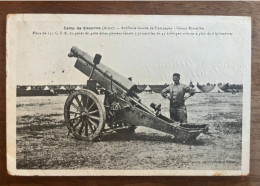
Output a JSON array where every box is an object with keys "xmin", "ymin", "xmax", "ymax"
[
  {"xmin": 87, "ymin": 101, "xmax": 95, "ymax": 111},
  {"xmin": 88, "ymin": 118, "xmax": 98, "ymax": 128},
  {"xmin": 87, "ymin": 120, "xmax": 94, "ymax": 134},
  {"xmin": 75, "ymin": 96, "xmax": 83, "ymax": 110},
  {"xmin": 85, "ymin": 120, "xmax": 88, "ymax": 136},
  {"xmin": 69, "ymin": 115, "xmax": 82, "ymax": 121},
  {"xmin": 88, "ymin": 110, "xmax": 99, "ymax": 115},
  {"xmin": 69, "ymin": 111, "xmax": 81, "ymax": 115},
  {"xmin": 81, "ymin": 95, "xmax": 87, "ymax": 108},
  {"xmin": 72, "ymin": 119, "xmax": 82, "ymax": 130},
  {"xmin": 71, "ymin": 102, "xmax": 82, "ymax": 112},
  {"xmin": 78, "ymin": 120, "xmax": 84, "ymax": 135},
  {"xmin": 89, "ymin": 115, "xmax": 100, "ymax": 121},
  {"xmin": 85, "ymin": 96, "xmax": 89, "ymax": 107}
]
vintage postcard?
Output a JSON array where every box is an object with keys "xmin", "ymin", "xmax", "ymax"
[{"xmin": 6, "ymin": 14, "xmax": 251, "ymax": 176}]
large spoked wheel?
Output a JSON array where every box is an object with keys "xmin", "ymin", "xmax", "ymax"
[{"xmin": 64, "ymin": 89, "xmax": 106, "ymax": 141}]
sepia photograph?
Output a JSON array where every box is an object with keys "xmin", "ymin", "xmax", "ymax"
[{"xmin": 6, "ymin": 14, "xmax": 251, "ymax": 176}]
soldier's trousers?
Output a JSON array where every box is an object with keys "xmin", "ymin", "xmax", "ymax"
[{"xmin": 169, "ymin": 105, "xmax": 187, "ymax": 124}]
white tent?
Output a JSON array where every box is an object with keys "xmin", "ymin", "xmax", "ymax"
[
  {"xmin": 44, "ymin": 85, "xmax": 50, "ymax": 90},
  {"xmin": 60, "ymin": 85, "xmax": 66, "ymax": 90},
  {"xmin": 26, "ymin": 86, "xmax": 31, "ymax": 91},
  {"xmin": 75, "ymin": 85, "xmax": 82, "ymax": 90},
  {"xmin": 144, "ymin": 85, "xmax": 152, "ymax": 92},
  {"xmin": 194, "ymin": 85, "xmax": 202, "ymax": 93},
  {"xmin": 211, "ymin": 85, "xmax": 224, "ymax": 93},
  {"xmin": 218, "ymin": 83, "xmax": 228, "ymax": 92}
]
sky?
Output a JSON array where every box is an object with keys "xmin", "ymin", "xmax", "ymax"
[{"xmin": 14, "ymin": 15, "xmax": 251, "ymax": 86}]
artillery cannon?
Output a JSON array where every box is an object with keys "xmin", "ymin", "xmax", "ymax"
[{"xmin": 64, "ymin": 46, "xmax": 208, "ymax": 142}]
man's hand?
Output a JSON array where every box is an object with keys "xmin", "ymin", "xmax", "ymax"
[
  {"xmin": 190, "ymin": 91, "xmax": 195, "ymax": 96},
  {"xmin": 166, "ymin": 95, "xmax": 171, "ymax": 100}
]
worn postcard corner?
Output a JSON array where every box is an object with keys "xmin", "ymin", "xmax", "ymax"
[{"xmin": 6, "ymin": 14, "xmax": 251, "ymax": 176}]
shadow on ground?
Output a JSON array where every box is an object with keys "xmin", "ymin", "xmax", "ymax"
[{"xmin": 97, "ymin": 128, "xmax": 207, "ymax": 146}]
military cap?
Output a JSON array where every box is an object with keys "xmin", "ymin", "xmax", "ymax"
[{"xmin": 173, "ymin": 73, "xmax": 180, "ymax": 77}]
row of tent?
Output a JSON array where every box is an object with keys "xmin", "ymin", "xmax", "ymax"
[
  {"xmin": 140, "ymin": 85, "xmax": 223, "ymax": 93},
  {"xmin": 139, "ymin": 83, "xmax": 242, "ymax": 94},
  {"xmin": 17, "ymin": 85, "xmax": 85, "ymax": 97},
  {"xmin": 24, "ymin": 85, "xmax": 83, "ymax": 91},
  {"xmin": 195, "ymin": 83, "xmax": 243, "ymax": 93},
  {"xmin": 16, "ymin": 83, "xmax": 243, "ymax": 97}
]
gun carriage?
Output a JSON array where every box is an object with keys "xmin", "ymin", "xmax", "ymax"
[{"xmin": 64, "ymin": 46, "xmax": 208, "ymax": 142}]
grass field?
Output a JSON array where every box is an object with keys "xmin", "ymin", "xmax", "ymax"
[{"xmin": 16, "ymin": 92, "xmax": 242, "ymax": 170}]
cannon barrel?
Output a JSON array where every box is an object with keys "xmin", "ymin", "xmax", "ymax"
[{"xmin": 69, "ymin": 46, "xmax": 138, "ymax": 95}]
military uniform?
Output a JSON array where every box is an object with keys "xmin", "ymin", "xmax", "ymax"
[{"xmin": 161, "ymin": 83, "xmax": 193, "ymax": 123}]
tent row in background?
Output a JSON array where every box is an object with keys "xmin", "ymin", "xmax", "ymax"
[
  {"xmin": 16, "ymin": 82, "xmax": 242, "ymax": 97},
  {"xmin": 139, "ymin": 82, "xmax": 243, "ymax": 94},
  {"xmin": 17, "ymin": 85, "xmax": 84, "ymax": 97}
]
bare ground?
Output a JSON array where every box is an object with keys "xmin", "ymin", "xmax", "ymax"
[{"xmin": 16, "ymin": 93, "xmax": 242, "ymax": 170}]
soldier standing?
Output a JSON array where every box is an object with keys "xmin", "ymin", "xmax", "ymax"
[{"xmin": 161, "ymin": 73, "xmax": 195, "ymax": 124}]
